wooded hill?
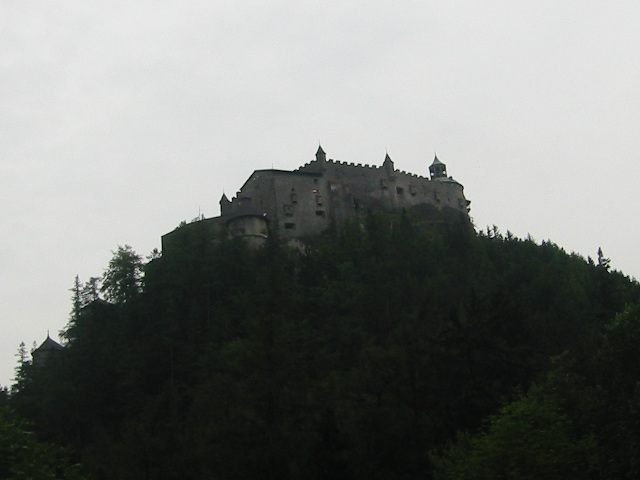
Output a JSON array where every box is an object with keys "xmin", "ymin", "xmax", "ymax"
[{"xmin": 8, "ymin": 207, "xmax": 640, "ymax": 479}]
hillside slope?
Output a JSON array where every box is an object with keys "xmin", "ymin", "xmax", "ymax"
[{"xmin": 11, "ymin": 208, "xmax": 640, "ymax": 479}]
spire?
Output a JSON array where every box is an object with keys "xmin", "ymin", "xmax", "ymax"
[
  {"xmin": 383, "ymin": 152, "xmax": 394, "ymax": 173},
  {"xmin": 316, "ymin": 144, "xmax": 326, "ymax": 162}
]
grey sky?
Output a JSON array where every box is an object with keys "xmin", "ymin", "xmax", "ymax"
[{"xmin": 2, "ymin": 1, "xmax": 639, "ymax": 386}]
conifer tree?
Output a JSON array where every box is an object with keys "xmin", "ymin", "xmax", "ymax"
[{"xmin": 101, "ymin": 245, "xmax": 143, "ymax": 303}]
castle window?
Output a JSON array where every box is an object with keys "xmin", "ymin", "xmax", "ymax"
[
  {"xmin": 290, "ymin": 190, "xmax": 298, "ymax": 204},
  {"xmin": 396, "ymin": 187, "xmax": 404, "ymax": 195},
  {"xmin": 409, "ymin": 185, "xmax": 416, "ymax": 196},
  {"xmin": 316, "ymin": 195, "xmax": 323, "ymax": 206},
  {"xmin": 283, "ymin": 204, "xmax": 293, "ymax": 217},
  {"xmin": 284, "ymin": 222, "xmax": 296, "ymax": 230},
  {"xmin": 315, "ymin": 210, "xmax": 325, "ymax": 217},
  {"xmin": 380, "ymin": 179, "xmax": 388, "ymax": 190},
  {"xmin": 313, "ymin": 178, "xmax": 318, "ymax": 185}
]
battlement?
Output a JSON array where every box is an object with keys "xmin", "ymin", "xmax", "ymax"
[
  {"xmin": 297, "ymin": 158, "xmax": 385, "ymax": 170},
  {"xmin": 297, "ymin": 156, "xmax": 428, "ymax": 180}
]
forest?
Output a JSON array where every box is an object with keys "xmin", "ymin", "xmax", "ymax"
[{"xmin": 3, "ymin": 206, "xmax": 640, "ymax": 479}]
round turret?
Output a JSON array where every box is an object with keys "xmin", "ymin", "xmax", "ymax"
[
  {"xmin": 429, "ymin": 154, "xmax": 447, "ymax": 180},
  {"xmin": 226, "ymin": 214, "xmax": 269, "ymax": 248}
]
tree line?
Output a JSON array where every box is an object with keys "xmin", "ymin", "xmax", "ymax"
[{"xmin": 6, "ymin": 206, "xmax": 640, "ymax": 479}]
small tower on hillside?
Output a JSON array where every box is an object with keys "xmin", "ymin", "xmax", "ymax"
[
  {"xmin": 316, "ymin": 145, "xmax": 326, "ymax": 162},
  {"xmin": 429, "ymin": 154, "xmax": 447, "ymax": 180},
  {"xmin": 32, "ymin": 334, "xmax": 63, "ymax": 367}
]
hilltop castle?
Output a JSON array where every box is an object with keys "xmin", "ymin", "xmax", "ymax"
[{"xmin": 162, "ymin": 146, "xmax": 470, "ymax": 249}]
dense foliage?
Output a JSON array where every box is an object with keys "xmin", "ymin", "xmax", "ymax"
[
  {"xmin": 0, "ymin": 406, "xmax": 85, "ymax": 479},
  {"xmin": 8, "ymin": 207, "xmax": 640, "ymax": 479}
]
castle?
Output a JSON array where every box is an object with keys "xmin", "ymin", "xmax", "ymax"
[
  {"xmin": 162, "ymin": 146, "xmax": 470, "ymax": 249},
  {"xmin": 35, "ymin": 147, "xmax": 470, "ymax": 357}
]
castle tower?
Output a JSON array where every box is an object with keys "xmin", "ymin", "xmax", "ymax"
[
  {"xmin": 429, "ymin": 154, "xmax": 447, "ymax": 180},
  {"xmin": 220, "ymin": 193, "xmax": 231, "ymax": 215},
  {"xmin": 382, "ymin": 153, "xmax": 394, "ymax": 174},
  {"xmin": 32, "ymin": 333, "xmax": 63, "ymax": 367},
  {"xmin": 316, "ymin": 145, "xmax": 326, "ymax": 162}
]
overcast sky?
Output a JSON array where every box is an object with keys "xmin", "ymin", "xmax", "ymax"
[{"xmin": 2, "ymin": 1, "xmax": 639, "ymax": 386}]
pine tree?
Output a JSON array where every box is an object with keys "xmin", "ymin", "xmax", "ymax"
[{"xmin": 101, "ymin": 245, "xmax": 143, "ymax": 303}]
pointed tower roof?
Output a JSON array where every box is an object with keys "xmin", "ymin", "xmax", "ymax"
[
  {"xmin": 219, "ymin": 192, "xmax": 232, "ymax": 216},
  {"xmin": 32, "ymin": 334, "xmax": 63, "ymax": 367},
  {"xmin": 34, "ymin": 334, "xmax": 63, "ymax": 353},
  {"xmin": 315, "ymin": 144, "xmax": 326, "ymax": 162},
  {"xmin": 431, "ymin": 153, "xmax": 444, "ymax": 166},
  {"xmin": 383, "ymin": 152, "xmax": 394, "ymax": 172}
]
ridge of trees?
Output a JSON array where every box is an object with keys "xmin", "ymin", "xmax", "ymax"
[{"xmin": 7, "ymin": 207, "xmax": 640, "ymax": 479}]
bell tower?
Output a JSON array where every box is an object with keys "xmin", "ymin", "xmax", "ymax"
[{"xmin": 429, "ymin": 154, "xmax": 447, "ymax": 180}]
